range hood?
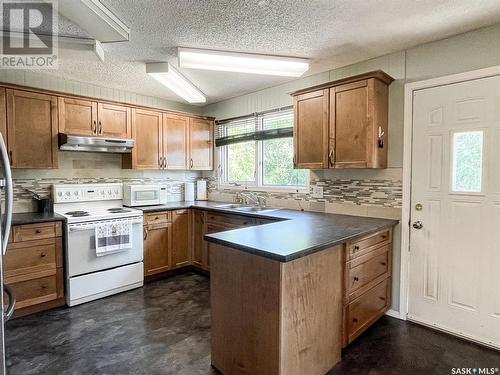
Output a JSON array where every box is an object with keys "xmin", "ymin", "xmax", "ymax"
[{"xmin": 59, "ymin": 134, "xmax": 134, "ymax": 153}]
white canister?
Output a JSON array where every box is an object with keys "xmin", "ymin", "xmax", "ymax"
[
  {"xmin": 196, "ymin": 179, "xmax": 208, "ymax": 201},
  {"xmin": 184, "ymin": 182, "xmax": 195, "ymax": 201}
]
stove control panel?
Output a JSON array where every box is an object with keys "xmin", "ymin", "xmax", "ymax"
[{"xmin": 52, "ymin": 183, "xmax": 123, "ymax": 203}]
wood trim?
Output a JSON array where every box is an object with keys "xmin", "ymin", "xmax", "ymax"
[
  {"xmin": 291, "ymin": 70, "xmax": 394, "ymax": 96},
  {"xmin": 0, "ymin": 82, "xmax": 214, "ymax": 121},
  {"xmin": 0, "ymin": 88, "xmax": 6, "ymax": 142}
]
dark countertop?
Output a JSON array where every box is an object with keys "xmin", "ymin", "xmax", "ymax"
[
  {"xmin": 136, "ymin": 201, "xmax": 398, "ymax": 263},
  {"xmin": 12, "ymin": 212, "xmax": 65, "ymax": 226}
]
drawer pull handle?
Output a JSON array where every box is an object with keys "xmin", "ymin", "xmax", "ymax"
[
  {"xmin": 381, "ymin": 234, "xmax": 388, "ymax": 239},
  {"xmin": 40, "ymin": 253, "xmax": 46, "ymax": 258},
  {"xmin": 352, "ymin": 318, "xmax": 358, "ymax": 323},
  {"xmin": 380, "ymin": 262, "xmax": 387, "ymax": 266},
  {"xmin": 353, "ymin": 245, "xmax": 360, "ymax": 252},
  {"xmin": 379, "ymin": 296, "xmax": 386, "ymax": 301},
  {"xmin": 35, "ymin": 229, "xmax": 41, "ymax": 234},
  {"xmin": 353, "ymin": 277, "xmax": 359, "ymax": 283}
]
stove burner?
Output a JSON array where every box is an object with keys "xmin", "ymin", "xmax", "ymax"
[
  {"xmin": 107, "ymin": 208, "xmax": 132, "ymax": 213},
  {"xmin": 65, "ymin": 210, "xmax": 90, "ymax": 217}
]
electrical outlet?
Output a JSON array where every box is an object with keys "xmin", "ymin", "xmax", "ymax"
[{"xmin": 312, "ymin": 186, "xmax": 323, "ymax": 199}]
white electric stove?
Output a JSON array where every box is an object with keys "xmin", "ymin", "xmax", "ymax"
[{"xmin": 53, "ymin": 183, "xmax": 144, "ymax": 307}]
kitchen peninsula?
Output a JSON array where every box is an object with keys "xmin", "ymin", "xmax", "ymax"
[{"xmin": 203, "ymin": 206, "xmax": 398, "ymax": 375}]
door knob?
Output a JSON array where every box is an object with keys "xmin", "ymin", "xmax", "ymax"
[{"xmin": 412, "ymin": 221, "xmax": 423, "ymax": 229}]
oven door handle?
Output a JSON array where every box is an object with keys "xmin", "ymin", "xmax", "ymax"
[{"xmin": 68, "ymin": 218, "xmax": 144, "ymax": 231}]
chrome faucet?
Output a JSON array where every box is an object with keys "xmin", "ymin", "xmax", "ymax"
[{"xmin": 239, "ymin": 192, "xmax": 267, "ymax": 207}]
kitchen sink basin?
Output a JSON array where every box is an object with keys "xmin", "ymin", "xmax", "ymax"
[
  {"xmin": 214, "ymin": 203, "xmax": 246, "ymax": 209},
  {"xmin": 233, "ymin": 206, "xmax": 279, "ymax": 213},
  {"xmin": 214, "ymin": 203, "xmax": 279, "ymax": 213}
]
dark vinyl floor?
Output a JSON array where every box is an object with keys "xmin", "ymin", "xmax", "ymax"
[{"xmin": 5, "ymin": 272, "xmax": 499, "ymax": 375}]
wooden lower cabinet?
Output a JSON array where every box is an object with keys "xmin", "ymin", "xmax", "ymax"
[
  {"xmin": 342, "ymin": 228, "xmax": 393, "ymax": 347},
  {"xmin": 143, "ymin": 220, "xmax": 172, "ymax": 276},
  {"xmin": 171, "ymin": 210, "xmax": 191, "ymax": 268},
  {"xmin": 4, "ymin": 221, "xmax": 64, "ymax": 318},
  {"xmin": 192, "ymin": 210, "xmax": 207, "ymax": 269}
]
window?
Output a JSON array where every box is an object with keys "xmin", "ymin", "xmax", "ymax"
[
  {"xmin": 217, "ymin": 108, "xmax": 308, "ymax": 190},
  {"xmin": 452, "ymin": 131, "xmax": 483, "ymax": 193}
]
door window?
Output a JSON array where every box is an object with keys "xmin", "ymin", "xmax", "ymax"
[{"xmin": 451, "ymin": 130, "xmax": 483, "ymax": 193}]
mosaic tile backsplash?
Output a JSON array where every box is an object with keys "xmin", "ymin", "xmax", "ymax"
[
  {"xmin": 207, "ymin": 177, "xmax": 402, "ymax": 208},
  {"xmin": 12, "ymin": 177, "xmax": 194, "ymax": 203}
]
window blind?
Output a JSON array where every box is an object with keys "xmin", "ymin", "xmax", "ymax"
[{"xmin": 215, "ymin": 106, "xmax": 293, "ymax": 147}]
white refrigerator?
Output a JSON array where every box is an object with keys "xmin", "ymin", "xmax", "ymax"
[{"xmin": 0, "ymin": 133, "xmax": 15, "ymax": 375}]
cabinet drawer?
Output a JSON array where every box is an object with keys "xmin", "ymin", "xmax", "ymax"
[
  {"xmin": 347, "ymin": 228, "xmax": 391, "ymax": 260},
  {"xmin": 346, "ymin": 248, "xmax": 389, "ymax": 295},
  {"xmin": 6, "ymin": 272, "xmax": 60, "ymax": 310},
  {"xmin": 12, "ymin": 222, "xmax": 61, "ymax": 242},
  {"xmin": 346, "ymin": 278, "xmax": 390, "ymax": 343},
  {"xmin": 145, "ymin": 211, "xmax": 171, "ymax": 225},
  {"xmin": 4, "ymin": 239, "xmax": 58, "ymax": 278},
  {"xmin": 206, "ymin": 212, "xmax": 255, "ymax": 227}
]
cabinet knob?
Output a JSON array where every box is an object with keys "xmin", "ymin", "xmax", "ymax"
[
  {"xmin": 40, "ymin": 252, "xmax": 46, "ymax": 258},
  {"xmin": 380, "ymin": 262, "xmax": 387, "ymax": 266},
  {"xmin": 35, "ymin": 229, "xmax": 41, "ymax": 234},
  {"xmin": 353, "ymin": 276, "xmax": 359, "ymax": 282},
  {"xmin": 353, "ymin": 245, "xmax": 360, "ymax": 252},
  {"xmin": 352, "ymin": 318, "xmax": 358, "ymax": 323},
  {"xmin": 379, "ymin": 296, "xmax": 386, "ymax": 301}
]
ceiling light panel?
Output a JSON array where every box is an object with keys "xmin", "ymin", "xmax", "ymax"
[
  {"xmin": 146, "ymin": 62, "xmax": 206, "ymax": 104},
  {"xmin": 178, "ymin": 48, "xmax": 310, "ymax": 77}
]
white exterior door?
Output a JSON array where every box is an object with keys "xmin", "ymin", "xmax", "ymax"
[{"xmin": 409, "ymin": 74, "xmax": 500, "ymax": 349}]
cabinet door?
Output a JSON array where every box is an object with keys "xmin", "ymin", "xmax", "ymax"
[
  {"xmin": 330, "ymin": 81, "xmax": 369, "ymax": 168},
  {"xmin": 189, "ymin": 118, "xmax": 213, "ymax": 170},
  {"xmin": 143, "ymin": 223, "xmax": 171, "ymax": 276},
  {"xmin": 130, "ymin": 108, "xmax": 162, "ymax": 169},
  {"xmin": 164, "ymin": 113, "xmax": 188, "ymax": 170},
  {"xmin": 7, "ymin": 89, "xmax": 58, "ymax": 168},
  {"xmin": 171, "ymin": 209, "xmax": 190, "ymax": 268},
  {"xmin": 58, "ymin": 97, "xmax": 97, "ymax": 136},
  {"xmin": 97, "ymin": 102, "xmax": 131, "ymax": 138},
  {"xmin": 293, "ymin": 89, "xmax": 329, "ymax": 169},
  {"xmin": 192, "ymin": 210, "xmax": 206, "ymax": 268}
]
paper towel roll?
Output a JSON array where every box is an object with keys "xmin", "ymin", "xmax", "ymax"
[
  {"xmin": 184, "ymin": 182, "xmax": 195, "ymax": 201},
  {"xmin": 196, "ymin": 180, "xmax": 208, "ymax": 201}
]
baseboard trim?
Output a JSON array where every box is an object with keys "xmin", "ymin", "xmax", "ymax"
[{"xmin": 385, "ymin": 309, "xmax": 402, "ymax": 319}]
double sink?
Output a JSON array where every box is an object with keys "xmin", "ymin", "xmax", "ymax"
[{"xmin": 215, "ymin": 203, "xmax": 279, "ymax": 214}]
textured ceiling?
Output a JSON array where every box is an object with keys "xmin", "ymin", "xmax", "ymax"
[{"xmin": 45, "ymin": 0, "xmax": 500, "ymax": 104}]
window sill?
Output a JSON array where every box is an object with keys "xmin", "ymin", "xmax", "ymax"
[{"xmin": 217, "ymin": 184, "xmax": 309, "ymax": 194}]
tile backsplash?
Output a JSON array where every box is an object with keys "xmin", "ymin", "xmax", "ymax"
[{"xmin": 206, "ymin": 169, "xmax": 402, "ymax": 209}]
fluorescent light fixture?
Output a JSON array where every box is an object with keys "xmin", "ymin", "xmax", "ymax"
[
  {"xmin": 146, "ymin": 62, "xmax": 206, "ymax": 104},
  {"xmin": 178, "ymin": 48, "xmax": 310, "ymax": 77}
]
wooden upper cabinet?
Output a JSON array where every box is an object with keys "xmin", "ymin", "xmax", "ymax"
[
  {"xmin": 97, "ymin": 103, "xmax": 131, "ymax": 138},
  {"xmin": 125, "ymin": 108, "xmax": 162, "ymax": 169},
  {"xmin": 58, "ymin": 97, "xmax": 96, "ymax": 136},
  {"xmin": 293, "ymin": 89, "xmax": 329, "ymax": 169},
  {"xmin": 292, "ymin": 70, "xmax": 393, "ymax": 169},
  {"xmin": 164, "ymin": 113, "xmax": 188, "ymax": 169},
  {"xmin": 6, "ymin": 89, "xmax": 58, "ymax": 169},
  {"xmin": 189, "ymin": 117, "xmax": 213, "ymax": 170},
  {"xmin": 59, "ymin": 98, "xmax": 131, "ymax": 138}
]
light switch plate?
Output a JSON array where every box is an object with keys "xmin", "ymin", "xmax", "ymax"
[{"xmin": 312, "ymin": 186, "xmax": 323, "ymax": 199}]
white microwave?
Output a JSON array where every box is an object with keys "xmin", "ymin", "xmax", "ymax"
[{"xmin": 123, "ymin": 184, "xmax": 167, "ymax": 206}]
